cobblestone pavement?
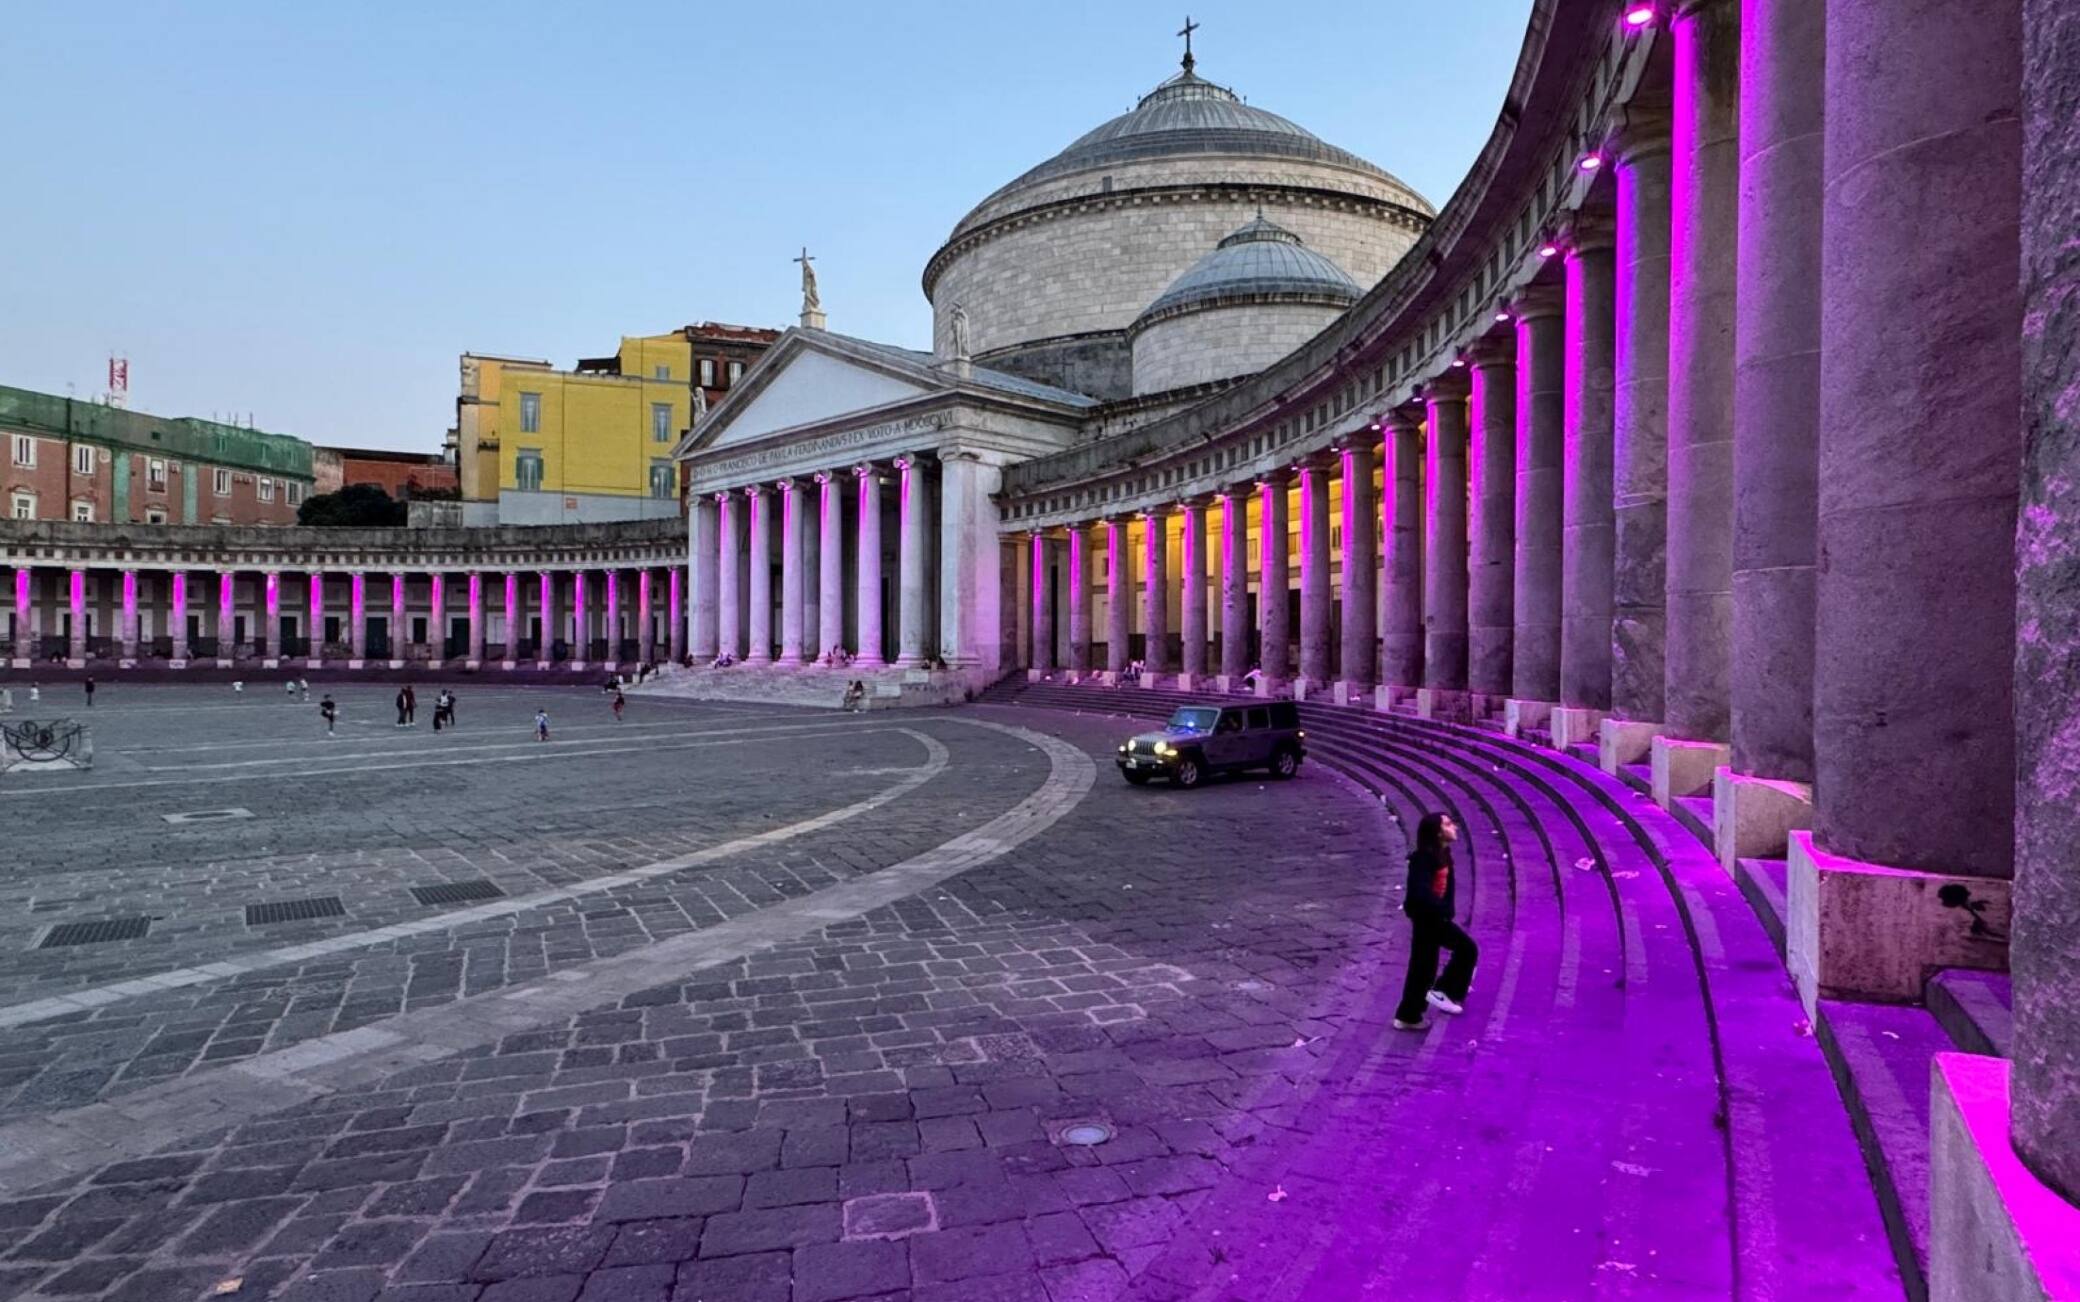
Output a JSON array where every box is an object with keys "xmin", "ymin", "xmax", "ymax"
[{"xmin": 0, "ymin": 688, "xmax": 1412, "ymax": 1300}]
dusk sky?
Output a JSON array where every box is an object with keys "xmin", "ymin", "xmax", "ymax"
[{"xmin": 4, "ymin": 3, "xmax": 1529, "ymax": 452}]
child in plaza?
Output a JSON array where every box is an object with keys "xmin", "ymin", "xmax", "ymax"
[
  {"xmin": 320, "ymin": 694, "xmax": 338, "ymax": 737},
  {"xmin": 1393, "ymin": 811, "xmax": 1478, "ymax": 1031},
  {"xmin": 394, "ymin": 687, "xmax": 409, "ymax": 728},
  {"xmin": 611, "ymin": 687, "xmax": 625, "ymax": 721},
  {"xmin": 534, "ymin": 708, "xmax": 550, "ymax": 741},
  {"xmin": 83, "ymin": 676, "xmax": 94, "ymax": 707}
]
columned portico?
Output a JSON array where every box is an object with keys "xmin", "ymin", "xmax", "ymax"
[
  {"xmin": 1141, "ymin": 506, "xmax": 1169, "ymax": 678},
  {"xmin": 1104, "ymin": 516, "xmax": 1130, "ymax": 677},
  {"xmin": 896, "ymin": 457, "xmax": 929, "ymax": 668},
  {"xmin": 170, "ymin": 572, "xmax": 189, "ymax": 664},
  {"xmin": 778, "ymin": 478, "xmax": 806, "ymax": 665},
  {"xmin": 1067, "ymin": 521, "xmax": 1092, "ymax": 677},
  {"xmin": 854, "ymin": 466, "xmax": 885, "ymax": 667},
  {"xmin": 1256, "ymin": 471, "xmax": 1290, "ymax": 693},
  {"xmin": 1029, "ymin": 531, "xmax": 1054, "ymax": 675},
  {"xmin": 1217, "ymin": 489, "xmax": 1249, "ymax": 687},
  {"xmin": 1419, "ymin": 380, "xmax": 1469, "ymax": 719},
  {"xmin": 691, "ymin": 494, "xmax": 720, "ymax": 661},
  {"xmin": 1466, "ymin": 340, "xmax": 1515, "ymax": 711},
  {"xmin": 817, "ymin": 473, "xmax": 845, "ymax": 662},
  {"xmin": 745, "ymin": 484, "xmax": 773, "ymax": 665},
  {"xmin": 467, "ymin": 572, "xmax": 485, "ymax": 667},
  {"xmin": 1178, "ymin": 498, "xmax": 1209, "ymax": 689},
  {"xmin": 1296, "ymin": 455, "xmax": 1333, "ymax": 696},
  {"xmin": 347, "ymin": 572, "xmax": 366, "ymax": 666},
  {"xmin": 1557, "ymin": 226, "xmax": 1615, "ymax": 750},
  {"xmin": 1381, "ymin": 413, "xmax": 1423, "ymax": 702},
  {"xmin": 1508, "ymin": 290, "xmax": 1564, "ymax": 733}
]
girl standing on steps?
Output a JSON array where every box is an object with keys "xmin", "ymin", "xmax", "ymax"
[{"xmin": 1393, "ymin": 811, "xmax": 1478, "ymax": 1031}]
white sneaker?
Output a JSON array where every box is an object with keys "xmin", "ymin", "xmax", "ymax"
[
  {"xmin": 1426, "ymin": 990, "xmax": 1465, "ymax": 1016},
  {"xmin": 1392, "ymin": 1016, "xmax": 1430, "ymax": 1031}
]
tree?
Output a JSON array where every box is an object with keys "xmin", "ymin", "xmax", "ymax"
[{"xmin": 298, "ymin": 483, "xmax": 406, "ymax": 527}]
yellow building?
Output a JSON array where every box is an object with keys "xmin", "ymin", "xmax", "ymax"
[{"xmin": 452, "ymin": 323, "xmax": 777, "ymax": 526}]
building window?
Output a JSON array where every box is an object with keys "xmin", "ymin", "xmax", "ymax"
[
  {"xmin": 10, "ymin": 435, "xmax": 32, "ymax": 468},
  {"xmin": 259, "ymin": 477, "xmax": 275, "ymax": 503},
  {"xmin": 287, "ymin": 482, "xmax": 301, "ymax": 505},
  {"xmin": 71, "ymin": 500, "xmax": 93, "ymax": 522},
  {"xmin": 727, "ymin": 361, "xmax": 744, "ymax": 386},
  {"xmin": 698, "ymin": 359, "xmax": 715, "ymax": 387},
  {"xmin": 649, "ymin": 461, "xmax": 675, "ymax": 499},
  {"xmin": 148, "ymin": 458, "xmax": 168, "ymax": 490},
  {"xmin": 516, "ymin": 450, "xmax": 545, "ymax": 492},
  {"xmin": 213, "ymin": 467, "xmax": 232, "ymax": 496},
  {"xmin": 652, "ymin": 402, "xmax": 673, "ymax": 443},
  {"xmin": 145, "ymin": 507, "xmax": 168, "ymax": 524},
  {"xmin": 9, "ymin": 491, "xmax": 33, "ymax": 520},
  {"xmin": 519, "ymin": 392, "xmax": 542, "ymax": 433},
  {"xmin": 654, "ymin": 364, "xmax": 670, "ymax": 381},
  {"xmin": 73, "ymin": 444, "xmax": 95, "ymax": 475}
]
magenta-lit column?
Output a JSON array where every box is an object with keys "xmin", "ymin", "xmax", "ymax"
[
  {"xmin": 501, "ymin": 572, "xmax": 518, "ymax": 665},
  {"xmin": 537, "ymin": 571, "xmax": 556, "ymax": 667},
  {"xmin": 778, "ymin": 478, "xmax": 805, "ymax": 665},
  {"xmin": 638, "ymin": 569, "xmax": 655, "ymax": 666},
  {"xmin": 1104, "ymin": 517, "xmax": 1130, "ymax": 675},
  {"xmin": 429, "ymin": 573, "xmax": 446, "ymax": 663},
  {"xmin": 389, "ymin": 573, "xmax": 406, "ymax": 665},
  {"xmin": 852, "ymin": 468, "xmax": 884, "ymax": 666},
  {"xmin": 689, "ymin": 494, "xmax": 718, "ymax": 662},
  {"xmin": 1258, "ymin": 472, "xmax": 1291, "ymax": 684},
  {"xmin": 1218, "ymin": 491, "xmax": 1249, "ymax": 682},
  {"xmin": 263, "ymin": 571, "xmax": 282, "ymax": 661},
  {"xmin": 467, "ymin": 573, "xmax": 485, "ymax": 665},
  {"xmin": 1511, "ymin": 291, "xmax": 1565, "ymax": 703},
  {"xmin": 1382, "ymin": 413, "xmax": 1424, "ymax": 692},
  {"xmin": 1141, "ymin": 508, "xmax": 1169, "ymax": 676},
  {"xmin": 12, "ymin": 568, "xmax": 34, "ymax": 663},
  {"xmin": 169, "ymin": 571, "xmax": 189, "ymax": 663},
  {"xmin": 1297, "ymin": 457, "xmax": 1332, "ymax": 691},
  {"xmin": 1468, "ymin": 338, "xmax": 1517, "ymax": 701},
  {"xmin": 1562, "ymin": 228, "xmax": 1617, "ymax": 712},
  {"xmin": 120, "ymin": 571, "xmax": 140, "ymax": 661},
  {"xmin": 67, "ymin": 569, "xmax": 87, "ymax": 663},
  {"xmin": 1423, "ymin": 380, "xmax": 1470, "ymax": 695},
  {"xmin": 1179, "ymin": 500, "xmax": 1208, "ymax": 682},
  {"xmin": 1030, "ymin": 531, "xmax": 1055, "ymax": 673},
  {"xmin": 745, "ymin": 485, "xmax": 774, "ymax": 664},
  {"xmin": 1612, "ymin": 120, "xmax": 1673, "ymax": 726},
  {"xmin": 816, "ymin": 473, "xmax": 845, "ymax": 660},
  {"xmin": 1339, "ymin": 443, "xmax": 1378, "ymax": 694},
  {"xmin": 308, "ymin": 573, "xmax": 326, "ymax": 663},
  {"xmin": 1067, "ymin": 522, "xmax": 1092, "ymax": 676},
  {"xmin": 667, "ymin": 568, "xmax": 684, "ymax": 663},
  {"xmin": 717, "ymin": 491, "xmax": 743, "ymax": 661},
  {"xmin": 569, "ymin": 570, "xmax": 589, "ymax": 664},
  {"xmin": 605, "ymin": 569, "xmax": 622, "ymax": 665},
  {"xmin": 348, "ymin": 572, "xmax": 366, "ymax": 663},
  {"xmin": 894, "ymin": 458, "xmax": 927, "ymax": 667},
  {"xmin": 220, "ymin": 570, "xmax": 239, "ymax": 662}
]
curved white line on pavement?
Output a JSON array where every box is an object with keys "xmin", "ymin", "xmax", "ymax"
[
  {"xmin": 0, "ymin": 717, "xmax": 1096, "ymax": 1192},
  {"xmin": 0, "ymin": 729, "xmax": 950, "ymax": 1030}
]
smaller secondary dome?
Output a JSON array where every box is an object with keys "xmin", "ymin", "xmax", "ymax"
[{"xmin": 1134, "ymin": 215, "xmax": 1363, "ymax": 327}]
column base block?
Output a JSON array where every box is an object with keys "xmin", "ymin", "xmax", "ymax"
[
  {"xmin": 8, "ymin": 659, "xmax": 28, "ymax": 670},
  {"xmin": 1416, "ymin": 688, "xmax": 1467, "ymax": 721},
  {"xmin": 1550, "ymin": 706, "xmax": 1603, "ymax": 751},
  {"xmin": 1173, "ymin": 672, "xmax": 1200, "ymax": 692},
  {"xmin": 1786, "ymin": 830, "xmax": 2010, "ymax": 1015},
  {"xmin": 1253, "ymin": 676, "xmax": 1286, "ymax": 699},
  {"xmin": 1291, "ymin": 678, "xmax": 1318, "ymax": 702},
  {"xmin": 1140, "ymin": 673, "xmax": 1170, "ymax": 690},
  {"xmin": 168, "ymin": 659, "xmax": 188, "ymax": 670},
  {"xmin": 570, "ymin": 661, "xmax": 588, "ymax": 672},
  {"xmin": 1333, "ymin": 680, "xmax": 1373, "ymax": 706},
  {"xmin": 1600, "ymin": 718, "xmax": 1664, "ymax": 775},
  {"xmin": 1376, "ymin": 684, "xmax": 1418, "ymax": 712},
  {"xmin": 306, "ymin": 659, "xmax": 323, "ymax": 671},
  {"xmin": 389, "ymin": 660, "xmax": 405, "ymax": 670},
  {"xmin": 217, "ymin": 659, "xmax": 234, "ymax": 669},
  {"xmin": 119, "ymin": 658, "xmax": 137, "ymax": 669},
  {"xmin": 66, "ymin": 658, "xmax": 86, "ymax": 670},
  {"xmin": 501, "ymin": 661, "xmax": 517, "ymax": 671},
  {"xmin": 1712, "ymin": 769, "xmax": 1813, "ymax": 875},
  {"xmin": 1027, "ymin": 668, "xmax": 1047, "ymax": 683},
  {"xmin": 604, "ymin": 660, "xmax": 620, "ymax": 673},
  {"xmin": 261, "ymin": 658, "xmax": 279, "ymax": 670},
  {"xmin": 1929, "ymin": 1053, "xmax": 2080, "ymax": 1302},
  {"xmin": 1467, "ymin": 693, "xmax": 1506, "ymax": 721},
  {"xmin": 465, "ymin": 660, "xmax": 481, "ymax": 671},
  {"xmin": 1651, "ymin": 736, "xmax": 1730, "ymax": 809}
]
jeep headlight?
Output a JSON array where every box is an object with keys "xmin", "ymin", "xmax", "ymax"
[{"xmin": 1154, "ymin": 741, "xmax": 1173, "ymax": 756}]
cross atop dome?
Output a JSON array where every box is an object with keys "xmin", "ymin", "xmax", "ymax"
[{"xmin": 1178, "ymin": 15, "xmax": 1199, "ymax": 74}]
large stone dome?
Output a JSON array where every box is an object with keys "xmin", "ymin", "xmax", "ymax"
[{"xmin": 924, "ymin": 56, "xmax": 1433, "ymax": 401}]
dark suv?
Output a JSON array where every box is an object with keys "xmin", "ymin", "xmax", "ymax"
[{"xmin": 1115, "ymin": 702, "xmax": 1306, "ymax": 788}]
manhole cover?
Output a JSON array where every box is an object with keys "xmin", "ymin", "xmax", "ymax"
[
  {"xmin": 1057, "ymin": 1122, "xmax": 1114, "ymax": 1147},
  {"xmin": 40, "ymin": 917, "xmax": 151, "ymax": 948},
  {"xmin": 162, "ymin": 808, "xmax": 254, "ymax": 825},
  {"xmin": 411, "ymin": 880, "xmax": 506, "ymax": 906},
  {"xmin": 245, "ymin": 896, "xmax": 346, "ymax": 927}
]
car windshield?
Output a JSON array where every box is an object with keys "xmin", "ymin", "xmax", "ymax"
[{"xmin": 1166, "ymin": 707, "xmax": 1219, "ymax": 732}]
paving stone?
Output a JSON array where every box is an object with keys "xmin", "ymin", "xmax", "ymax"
[
  {"xmin": 699, "ymin": 1204, "xmax": 842, "ymax": 1257},
  {"xmin": 600, "ymin": 1217, "xmax": 706, "ymax": 1267},
  {"xmin": 472, "ymin": 1225, "xmax": 616, "ymax": 1281},
  {"xmin": 593, "ymin": 1177, "xmax": 743, "ymax": 1224},
  {"xmin": 673, "ymin": 1250, "xmax": 792, "ymax": 1302},
  {"xmin": 792, "ymin": 1238, "xmax": 911, "ymax": 1302}
]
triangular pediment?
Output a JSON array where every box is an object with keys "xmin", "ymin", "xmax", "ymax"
[{"xmin": 696, "ymin": 343, "xmax": 932, "ymax": 452}]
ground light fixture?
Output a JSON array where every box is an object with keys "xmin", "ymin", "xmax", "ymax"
[
  {"xmin": 1623, "ymin": 4, "xmax": 1655, "ymax": 28},
  {"xmin": 1538, "ymin": 241, "xmax": 1561, "ymax": 258},
  {"xmin": 1579, "ymin": 152, "xmax": 1603, "ymax": 172}
]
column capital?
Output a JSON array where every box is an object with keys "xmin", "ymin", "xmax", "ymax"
[
  {"xmin": 774, "ymin": 476, "xmax": 801, "ymax": 493},
  {"xmin": 711, "ymin": 488, "xmax": 735, "ymax": 504},
  {"xmin": 892, "ymin": 452, "xmax": 934, "ymax": 472},
  {"xmin": 1418, "ymin": 373, "xmax": 1471, "ymax": 405},
  {"xmin": 1507, "ymin": 283, "xmax": 1566, "ymax": 322},
  {"xmin": 1176, "ymin": 493, "xmax": 1217, "ymax": 511},
  {"xmin": 1139, "ymin": 502, "xmax": 1174, "ymax": 522},
  {"xmin": 934, "ymin": 445, "xmax": 987, "ymax": 465},
  {"xmin": 851, "ymin": 461, "xmax": 886, "ymax": 482},
  {"xmin": 741, "ymin": 481, "xmax": 769, "ymax": 498},
  {"xmin": 1466, "ymin": 332, "xmax": 1517, "ymax": 369},
  {"xmin": 1379, "ymin": 405, "xmax": 1425, "ymax": 434},
  {"xmin": 1253, "ymin": 466, "xmax": 1293, "ymax": 490},
  {"xmin": 1292, "ymin": 449, "xmax": 1341, "ymax": 474},
  {"xmin": 1561, "ymin": 207, "xmax": 1617, "ymax": 255},
  {"xmin": 812, "ymin": 469, "xmax": 838, "ymax": 485},
  {"xmin": 1603, "ymin": 107, "xmax": 1672, "ymax": 166}
]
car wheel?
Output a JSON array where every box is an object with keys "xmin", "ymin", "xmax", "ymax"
[
  {"xmin": 1270, "ymin": 747, "xmax": 1300, "ymax": 779},
  {"xmin": 1173, "ymin": 757, "xmax": 1203, "ymax": 789},
  {"xmin": 1123, "ymin": 770, "xmax": 1151, "ymax": 786}
]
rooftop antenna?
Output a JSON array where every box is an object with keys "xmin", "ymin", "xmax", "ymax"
[{"xmin": 1178, "ymin": 15, "xmax": 1199, "ymax": 73}]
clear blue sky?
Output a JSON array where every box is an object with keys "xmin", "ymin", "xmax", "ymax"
[{"xmin": 3, "ymin": 2, "xmax": 1530, "ymax": 452}]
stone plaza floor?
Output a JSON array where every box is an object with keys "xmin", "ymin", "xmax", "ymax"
[{"xmin": 0, "ymin": 683, "xmax": 1892, "ymax": 1300}]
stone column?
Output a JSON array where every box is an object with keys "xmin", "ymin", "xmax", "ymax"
[
  {"xmin": 119, "ymin": 570, "xmax": 141, "ymax": 661},
  {"xmin": 385, "ymin": 573, "xmax": 403, "ymax": 666},
  {"xmin": 1217, "ymin": 491, "xmax": 1250, "ymax": 685},
  {"xmin": 1030, "ymin": 532, "xmax": 1055, "ymax": 674},
  {"xmin": 1790, "ymin": 0, "xmax": 2021, "ymax": 1014},
  {"xmin": 64, "ymin": 568, "xmax": 86, "ymax": 663},
  {"xmin": 603, "ymin": 570, "xmax": 621, "ymax": 667},
  {"xmin": 937, "ymin": 449, "xmax": 1002, "ymax": 670},
  {"xmin": 536, "ymin": 571, "xmax": 556, "ymax": 668},
  {"xmin": 1068, "ymin": 521, "xmax": 1093, "ymax": 677},
  {"xmin": 1180, "ymin": 500, "xmax": 1209, "ymax": 686},
  {"xmin": 744, "ymin": 484, "xmax": 772, "ymax": 664},
  {"xmin": 170, "ymin": 571, "xmax": 190, "ymax": 663},
  {"xmin": 1729, "ymin": 0, "xmax": 1821, "ymax": 784},
  {"xmin": 1257, "ymin": 471, "xmax": 1291, "ymax": 689},
  {"xmin": 256, "ymin": 572, "xmax": 276, "ymax": 662},
  {"xmin": 2011, "ymin": 0, "xmax": 2080, "ymax": 1209},
  {"xmin": 1382, "ymin": 413, "xmax": 1424, "ymax": 698},
  {"xmin": 853, "ymin": 466, "xmax": 885, "ymax": 666},
  {"xmin": 468, "ymin": 573, "xmax": 486, "ymax": 665},
  {"xmin": 668, "ymin": 568, "xmax": 685, "ymax": 664},
  {"xmin": 1558, "ymin": 228, "xmax": 1617, "ymax": 750},
  {"xmin": 895, "ymin": 456, "xmax": 929, "ymax": 667},
  {"xmin": 501, "ymin": 572, "xmax": 518, "ymax": 667},
  {"xmin": 690, "ymin": 493, "xmax": 720, "ymax": 662},
  {"xmin": 1142, "ymin": 507, "xmax": 1170, "ymax": 677},
  {"xmin": 1510, "ymin": 291, "xmax": 1565, "ymax": 725},
  {"xmin": 778, "ymin": 478, "xmax": 806, "ymax": 665},
  {"xmin": 1105, "ymin": 517, "xmax": 1131, "ymax": 676},
  {"xmin": 817, "ymin": 472, "xmax": 845, "ymax": 661},
  {"xmin": 717, "ymin": 492, "xmax": 743, "ymax": 661},
  {"xmin": 1420, "ymin": 380, "xmax": 1470, "ymax": 717},
  {"xmin": 571, "ymin": 571, "xmax": 590, "ymax": 666},
  {"xmin": 429, "ymin": 573, "xmax": 446, "ymax": 664},
  {"xmin": 638, "ymin": 569, "xmax": 655, "ymax": 666},
  {"xmin": 1336, "ymin": 442, "xmax": 1378, "ymax": 701},
  {"xmin": 1467, "ymin": 339, "xmax": 1516, "ymax": 707},
  {"xmin": 1296, "ymin": 456, "xmax": 1333, "ymax": 694}
]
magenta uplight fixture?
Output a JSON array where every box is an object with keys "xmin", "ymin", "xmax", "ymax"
[
  {"xmin": 1451, "ymin": 357, "xmax": 1468, "ymax": 369},
  {"xmin": 1495, "ymin": 310, "xmax": 1513, "ymax": 323},
  {"xmin": 1578, "ymin": 152, "xmax": 1603, "ymax": 173},
  {"xmin": 1622, "ymin": 4, "xmax": 1655, "ymax": 28},
  {"xmin": 1539, "ymin": 242, "xmax": 1561, "ymax": 259}
]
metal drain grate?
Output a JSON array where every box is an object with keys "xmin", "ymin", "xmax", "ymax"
[
  {"xmin": 40, "ymin": 917, "xmax": 151, "ymax": 948},
  {"xmin": 245, "ymin": 896, "xmax": 346, "ymax": 927},
  {"xmin": 410, "ymin": 880, "xmax": 506, "ymax": 907},
  {"xmin": 162, "ymin": 808, "xmax": 254, "ymax": 825}
]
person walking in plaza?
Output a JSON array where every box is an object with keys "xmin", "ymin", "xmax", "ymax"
[
  {"xmin": 83, "ymin": 676, "xmax": 94, "ymax": 707},
  {"xmin": 1393, "ymin": 811, "xmax": 1478, "ymax": 1031},
  {"xmin": 534, "ymin": 707, "xmax": 550, "ymax": 742},
  {"xmin": 611, "ymin": 687, "xmax": 625, "ymax": 722},
  {"xmin": 320, "ymin": 693, "xmax": 338, "ymax": 737},
  {"xmin": 403, "ymin": 683, "xmax": 417, "ymax": 727},
  {"xmin": 394, "ymin": 686, "xmax": 408, "ymax": 728}
]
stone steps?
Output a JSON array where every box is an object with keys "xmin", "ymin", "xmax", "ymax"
[
  {"xmin": 1925, "ymin": 968, "xmax": 2014, "ymax": 1059},
  {"xmin": 993, "ymin": 679, "xmax": 1901, "ymax": 1298}
]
